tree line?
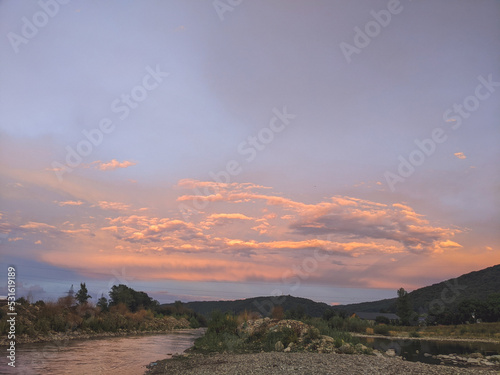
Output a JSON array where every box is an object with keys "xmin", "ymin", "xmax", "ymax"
[{"xmin": 0, "ymin": 283, "xmax": 205, "ymax": 337}]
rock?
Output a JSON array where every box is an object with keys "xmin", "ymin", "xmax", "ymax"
[
  {"xmin": 488, "ymin": 355, "xmax": 500, "ymax": 362},
  {"xmin": 321, "ymin": 335, "xmax": 334, "ymax": 343},
  {"xmin": 469, "ymin": 352, "xmax": 484, "ymax": 359},
  {"xmin": 482, "ymin": 361, "xmax": 495, "ymax": 366},
  {"xmin": 338, "ymin": 344, "xmax": 355, "ymax": 354},
  {"xmin": 354, "ymin": 343, "xmax": 368, "ymax": 353},
  {"xmin": 467, "ymin": 358, "xmax": 480, "ymax": 364},
  {"xmin": 275, "ymin": 341, "xmax": 284, "ymax": 352},
  {"xmin": 423, "ymin": 353, "xmax": 432, "ymax": 357},
  {"xmin": 385, "ymin": 349, "xmax": 396, "ymax": 357},
  {"xmin": 284, "ymin": 347, "xmax": 291, "ymax": 353}
]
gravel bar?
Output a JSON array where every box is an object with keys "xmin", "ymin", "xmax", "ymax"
[{"xmin": 147, "ymin": 352, "xmax": 499, "ymax": 375}]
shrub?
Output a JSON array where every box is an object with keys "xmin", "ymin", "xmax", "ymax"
[
  {"xmin": 189, "ymin": 316, "xmax": 200, "ymax": 328},
  {"xmin": 329, "ymin": 316, "xmax": 344, "ymax": 330},
  {"xmin": 303, "ymin": 327, "xmax": 321, "ymax": 345},
  {"xmin": 344, "ymin": 317, "xmax": 368, "ymax": 333},
  {"xmin": 264, "ymin": 327, "xmax": 298, "ymax": 351},
  {"xmin": 409, "ymin": 330, "xmax": 420, "ymax": 337},
  {"xmin": 374, "ymin": 324, "xmax": 390, "ymax": 336},
  {"xmin": 375, "ymin": 316, "xmax": 391, "ymax": 325},
  {"xmin": 306, "ymin": 317, "xmax": 359, "ymax": 347},
  {"xmin": 194, "ymin": 311, "xmax": 241, "ymax": 352}
]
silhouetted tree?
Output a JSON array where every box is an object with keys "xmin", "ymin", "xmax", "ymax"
[
  {"xmin": 68, "ymin": 284, "xmax": 75, "ymax": 298},
  {"xmin": 97, "ymin": 294, "xmax": 108, "ymax": 312},
  {"xmin": 396, "ymin": 287, "xmax": 412, "ymax": 325},
  {"xmin": 109, "ymin": 284, "xmax": 158, "ymax": 312},
  {"xmin": 75, "ymin": 283, "xmax": 92, "ymax": 305}
]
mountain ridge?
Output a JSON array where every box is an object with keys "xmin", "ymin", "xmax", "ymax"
[
  {"xmin": 334, "ymin": 263, "xmax": 500, "ymax": 313},
  {"xmin": 162, "ymin": 264, "xmax": 500, "ymax": 317}
]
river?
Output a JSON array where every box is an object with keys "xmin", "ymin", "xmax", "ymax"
[
  {"xmin": 0, "ymin": 328, "xmax": 205, "ymax": 375},
  {"xmin": 358, "ymin": 336, "xmax": 500, "ymax": 365}
]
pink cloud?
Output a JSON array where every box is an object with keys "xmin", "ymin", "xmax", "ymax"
[
  {"xmin": 56, "ymin": 200, "xmax": 84, "ymax": 206},
  {"xmin": 95, "ymin": 201, "xmax": 131, "ymax": 211},
  {"xmin": 91, "ymin": 159, "xmax": 136, "ymax": 171}
]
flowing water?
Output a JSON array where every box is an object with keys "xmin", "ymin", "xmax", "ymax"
[{"xmin": 0, "ymin": 328, "xmax": 205, "ymax": 375}]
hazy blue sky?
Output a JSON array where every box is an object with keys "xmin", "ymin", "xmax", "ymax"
[{"xmin": 0, "ymin": 0, "xmax": 499, "ymax": 305}]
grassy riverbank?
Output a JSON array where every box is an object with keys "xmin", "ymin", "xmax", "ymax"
[
  {"xmin": 147, "ymin": 312, "xmax": 500, "ymax": 374},
  {"xmin": 357, "ymin": 322, "xmax": 500, "ymax": 342},
  {"xmin": 0, "ymin": 290, "xmax": 205, "ymax": 345}
]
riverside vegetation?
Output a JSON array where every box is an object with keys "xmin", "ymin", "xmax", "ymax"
[
  {"xmin": 193, "ymin": 309, "xmax": 373, "ymax": 354},
  {"xmin": 147, "ymin": 308, "xmax": 500, "ymax": 374},
  {"xmin": 191, "ymin": 307, "xmax": 500, "ymax": 355},
  {"xmin": 0, "ymin": 283, "xmax": 206, "ymax": 345}
]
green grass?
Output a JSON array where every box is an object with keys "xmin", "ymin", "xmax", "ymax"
[{"xmin": 193, "ymin": 313, "xmax": 361, "ymax": 354}]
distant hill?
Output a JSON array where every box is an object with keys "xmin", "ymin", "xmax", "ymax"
[
  {"xmin": 335, "ymin": 264, "xmax": 500, "ymax": 314},
  {"xmin": 162, "ymin": 295, "xmax": 333, "ymax": 318},
  {"xmin": 162, "ymin": 264, "xmax": 499, "ymax": 318}
]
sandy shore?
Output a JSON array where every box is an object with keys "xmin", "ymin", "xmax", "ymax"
[{"xmin": 146, "ymin": 352, "xmax": 499, "ymax": 375}]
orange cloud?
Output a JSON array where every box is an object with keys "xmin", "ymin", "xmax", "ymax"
[
  {"xmin": 95, "ymin": 201, "xmax": 131, "ymax": 211},
  {"xmin": 454, "ymin": 152, "xmax": 466, "ymax": 159},
  {"xmin": 207, "ymin": 213, "xmax": 253, "ymax": 221},
  {"xmin": 438, "ymin": 240, "xmax": 462, "ymax": 249},
  {"xmin": 177, "ymin": 180, "xmax": 461, "ymax": 254},
  {"xmin": 20, "ymin": 222, "xmax": 56, "ymax": 230},
  {"xmin": 56, "ymin": 200, "xmax": 84, "ymax": 206},
  {"xmin": 92, "ymin": 159, "xmax": 136, "ymax": 171}
]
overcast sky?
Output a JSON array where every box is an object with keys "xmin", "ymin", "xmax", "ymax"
[{"xmin": 0, "ymin": 0, "xmax": 499, "ymax": 305}]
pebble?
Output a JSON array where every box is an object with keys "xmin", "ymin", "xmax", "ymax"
[{"xmin": 147, "ymin": 352, "xmax": 500, "ymax": 375}]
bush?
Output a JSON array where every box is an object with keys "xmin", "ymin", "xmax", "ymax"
[
  {"xmin": 409, "ymin": 330, "xmax": 421, "ymax": 337},
  {"xmin": 329, "ymin": 316, "xmax": 344, "ymax": 330},
  {"xmin": 264, "ymin": 327, "xmax": 298, "ymax": 351},
  {"xmin": 206, "ymin": 311, "xmax": 238, "ymax": 335},
  {"xmin": 374, "ymin": 324, "xmax": 390, "ymax": 336},
  {"xmin": 375, "ymin": 316, "xmax": 391, "ymax": 325},
  {"xmin": 306, "ymin": 317, "xmax": 359, "ymax": 347},
  {"xmin": 194, "ymin": 311, "xmax": 241, "ymax": 352},
  {"xmin": 303, "ymin": 327, "xmax": 321, "ymax": 345},
  {"xmin": 189, "ymin": 316, "xmax": 200, "ymax": 328},
  {"xmin": 344, "ymin": 317, "xmax": 368, "ymax": 333}
]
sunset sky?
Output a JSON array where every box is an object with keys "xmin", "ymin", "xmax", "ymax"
[{"xmin": 1, "ymin": 0, "xmax": 499, "ymax": 306}]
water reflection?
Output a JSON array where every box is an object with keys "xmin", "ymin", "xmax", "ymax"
[
  {"xmin": 358, "ymin": 336, "xmax": 500, "ymax": 365},
  {"xmin": 0, "ymin": 328, "xmax": 205, "ymax": 375}
]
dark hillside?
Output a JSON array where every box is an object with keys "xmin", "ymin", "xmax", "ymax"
[
  {"xmin": 334, "ymin": 264, "xmax": 500, "ymax": 314},
  {"xmin": 162, "ymin": 295, "xmax": 333, "ymax": 318}
]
